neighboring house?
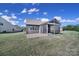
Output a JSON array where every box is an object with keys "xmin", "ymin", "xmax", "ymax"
[
  {"xmin": 26, "ymin": 18, "xmax": 61, "ymax": 34},
  {"xmin": 0, "ymin": 17, "xmax": 22, "ymax": 32}
]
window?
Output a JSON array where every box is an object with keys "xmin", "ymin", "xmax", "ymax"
[
  {"xmin": 0, "ymin": 22, "xmax": 3, "ymax": 26},
  {"xmin": 29, "ymin": 26, "xmax": 39, "ymax": 30},
  {"xmin": 30, "ymin": 26, "xmax": 34, "ymax": 30},
  {"xmin": 34, "ymin": 26, "xmax": 39, "ymax": 30}
]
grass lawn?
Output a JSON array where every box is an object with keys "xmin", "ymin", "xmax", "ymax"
[{"xmin": 0, "ymin": 31, "xmax": 79, "ymax": 56}]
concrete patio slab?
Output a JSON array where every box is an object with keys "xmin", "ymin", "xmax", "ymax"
[{"xmin": 26, "ymin": 33, "xmax": 48, "ymax": 38}]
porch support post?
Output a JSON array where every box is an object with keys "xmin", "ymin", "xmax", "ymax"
[
  {"xmin": 28, "ymin": 26, "xmax": 30, "ymax": 34},
  {"xmin": 39, "ymin": 26, "xmax": 41, "ymax": 33},
  {"xmin": 46, "ymin": 25, "xmax": 48, "ymax": 33}
]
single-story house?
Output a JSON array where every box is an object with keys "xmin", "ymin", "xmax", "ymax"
[
  {"xmin": 0, "ymin": 17, "xmax": 22, "ymax": 33},
  {"xmin": 26, "ymin": 18, "xmax": 61, "ymax": 34}
]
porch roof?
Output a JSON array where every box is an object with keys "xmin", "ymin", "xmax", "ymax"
[
  {"xmin": 48, "ymin": 23, "xmax": 60, "ymax": 25},
  {"xmin": 26, "ymin": 18, "xmax": 60, "ymax": 25},
  {"xmin": 26, "ymin": 19, "xmax": 48, "ymax": 25}
]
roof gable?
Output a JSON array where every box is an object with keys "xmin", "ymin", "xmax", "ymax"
[{"xmin": 49, "ymin": 18, "xmax": 60, "ymax": 24}]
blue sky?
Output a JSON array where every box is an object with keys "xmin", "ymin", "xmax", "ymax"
[{"xmin": 0, "ymin": 3, "xmax": 79, "ymax": 27}]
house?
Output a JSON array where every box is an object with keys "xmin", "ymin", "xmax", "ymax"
[
  {"xmin": 26, "ymin": 18, "xmax": 61, "ymax": 34},
  {"xmin": 0, "ymin": 17, "xmax": 22, "ymax": 33}
]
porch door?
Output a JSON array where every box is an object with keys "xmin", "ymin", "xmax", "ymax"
[
  {"xmin": 48, "ymin": 25, "xmax": 55, "ymax": 33},
  {"xmin": 50, "ymin": 26, "xmax": 55, "ymax": 33},
  {"xmin": 41, "ymin": 25, "xmax": 47, "ymax": 33},
  {"xmin": 48, "ymin": 25, "xmax": 54, "ymax": 33}
]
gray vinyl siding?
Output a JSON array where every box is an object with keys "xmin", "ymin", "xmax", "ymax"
[
  {"xmin": 26, "ymin": 19, "xmax": 61, "ymax": 34},
  {"xmin": 27, "ymin": 24, "xmax": 48, "ymax": 34},
  {"xmin": 50, "ymin": 25, "xmax": 60, "ymax": 33},
  {"xmin": 40, "ymin": 25, "xmax": 48, "ymax": 33},
  {"xmin": 0, "ymin": 17, "xmax": 21, "ymax": 32}
]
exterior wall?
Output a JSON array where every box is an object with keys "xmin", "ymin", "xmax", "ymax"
[
  {"xmin": 26, "ymin": 24, "xmax": 60, "ymax": 34},
  {"xmin": 46, "ymin": 25, "xmax": 48, "ymax": 33},
  {"xmin": 26, "ymin": 24, "xmax": 48, "ymax": 34},
  {"xmin": 48, "ymin": 24, "xmax": 60, "ymax": 33},
  {"xmin": 60, "ymin": 27, "xmax": 63, "ymax": 33},
  {"xmin": 0, "ymin": 17, "xmax": 21, "ymax": 32},
  {"xmin": 39, "ymin": 25, "xmax": 41, "ymax": 33},
  {"xmin": 26, "ymin": 25, "xmax": 39, "ymax": 34},
  {"xmin": 40, "ymin": 25, "xmax": 48, "ymax": 33},
  {"xmin": 50, "ymin": 25, "xmax": 55, "ymax": 33},
  {"xmin": 55, "ymin": 25, "xmax": 60, "ymax": 33}
]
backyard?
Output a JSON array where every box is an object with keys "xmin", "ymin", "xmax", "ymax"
[{"xmin": 0, "ymin": 31, "xmax": 79, "ymax": 56}]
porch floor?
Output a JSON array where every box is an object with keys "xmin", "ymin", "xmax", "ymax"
[{"xmin": 26, "ymin": 33, "xmax": 48, "ymax": 38}]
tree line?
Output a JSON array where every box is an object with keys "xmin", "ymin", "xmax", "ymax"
[{"xmin": 63, "ymin": 24, "xmax": 79, "ymax": 32}]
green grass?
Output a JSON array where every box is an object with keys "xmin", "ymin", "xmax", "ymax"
[{"xmin": 0, "ymin": 31, "xmax": 79, "ymax": 56}]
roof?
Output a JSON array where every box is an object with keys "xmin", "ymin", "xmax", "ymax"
[
  {"xmin": 26, "ymin": 18, "xmax": 60, "ymax": 25},
  {"xmin": 0, "ymin": 17, "xmax": 15, "ymax": 26},
  {"xmin": 26, "ymin": 19, "xmax": 48, "ymax": 25}
]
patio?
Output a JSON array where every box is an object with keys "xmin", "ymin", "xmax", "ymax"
[{"xmin": 26, "ymin": 33, "xmax": 48, "ymax": 38}]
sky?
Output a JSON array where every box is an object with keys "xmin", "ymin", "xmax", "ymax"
[{"xmin": 0, "ymin": 3, "xmax": 79, "ymax": 27}]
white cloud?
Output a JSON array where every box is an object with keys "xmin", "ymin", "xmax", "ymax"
[
  {"xmin": 21, "ymin": 8, "xmax": 39, "ymax": 14},
  {"xmin": 43, "ymin": 12, "xmax": 48, "ymax": 15},
  {"xmin": 28, "ymin": 8, "xmax": 39, "ymax": 14},
  {"xmin": 28, "ymin": 12, "xmax": 32, "ymax": 14},
  {"xmin": 53, "ymin": 16, "xmax": 77, "ymax": 23},
  {"xmin": 1, "ymin": 15, "xmax": 18, "ymax": 25},
  {"xmin": 61, "ymin": 19, "xmax": 76, "ymax": 22},
  {"xmin": 36, "ymin": 18, "xmax": 49, "ymax": 21},
  {"xmin": 21, "ymin": 24, "xmax": 26, "ymax": 27},
  {"xmin": 41, "ymin": 18, "xmax": 49, "ymax": 22},
  {"xmin": 4, "ymin": 9, "xmax": 8, "ymax": 13},
  {"xmin": 16, "ymin": 21, "xmax": 19, "ymax": 24},
  {"xmin": 24, "ymin": 19, "xmax": 26, "ymax": 23},
  {"xmin": 36, "ymin": 18, "xmax": 40, "ymax": 20},
  {"xmin": 32, "ymin": 3, "xmax": 40, "ymax": 6},
  {"xmin": 21, "ymin": 8, "xmax": 27, "ymax": 13},
  {"xmin": 0, "ymin": 12, "xmax": 3, "ymax": 15},
  {"xmin": 18, "ymin": 18, "xmax": 22, "ymax": 20},
  {"xmin": 53, "ymin": 16, "xmax": 62, "ymax": 21},
  {"xmin": 11, "ymin": 13, "xmax": 17, "ymax": 19},
  {"xmin": 75, "ymin": 17, "xmax": 79, "ymax": 22},
  {"xmin": 10, "ymin": 20, "xmax": 19, "ymax": 25}
]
